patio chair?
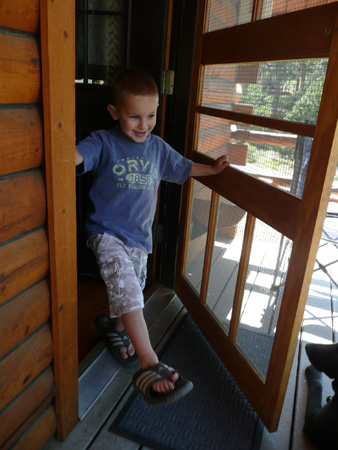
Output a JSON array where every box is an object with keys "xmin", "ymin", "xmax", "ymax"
[{"xmin": 314, "ymin": 207, "xmax": 338, "ymax": 290}]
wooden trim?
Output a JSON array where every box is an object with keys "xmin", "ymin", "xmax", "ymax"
[
  {"xmin": 202, "ymin": 3, "xmax": 338, "ymax": 65},
  {"xmin": 200, "ymin": 191, "xmax": 218, "ymax": 303},
  {"xmin": 228, "ymin": 213, "xmax": 255, "ymax": 343},
  {"xmin": 197, "ymin": 105, "xmax": 315, "ymax": 138},
  {"xmin": 40, "ymin": 0, "xmax": 78, "ymax": 440},
  {"xmin": 193, "ymin": 152, "xmax": 300, "ymax": 240},
  {"xmin": 159, "ymin": 0, "xmax": 173, "ymax": 139},
  {"xmin": 184, "ymin": 0, "xmax": 208, "ymax": 160}
]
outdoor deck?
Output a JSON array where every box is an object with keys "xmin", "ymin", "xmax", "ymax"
[{"xmin": 44, "ymin": 208, "xmax": 338, "ymax": 450}]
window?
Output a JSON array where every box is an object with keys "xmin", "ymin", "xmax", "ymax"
[{"xmin": 75, "ymin": 0, "xmax": 130, "ymax": 85}]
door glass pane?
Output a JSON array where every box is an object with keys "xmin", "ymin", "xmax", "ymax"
[
  {"xmin": 201, "ymin": 60, "xmax": 328, "ymax": 124},
  {"xmin": 208, "ymin": 0, "xmax": 253, "ymax": 32},
  {"xmin": 236, "ymin": 220, "xmax": 292, "ymax": 380},
  {"xmin": 88, "ymin": 0, "xmax": 124, "ymax": 11},
  {"xmin": 184, "ymin": 181, "xmax": 212, "ymax": 295},
  {"xmin": 88, "ymin": 15, "xmax": 125, "ymax": 84},
  {"xmin": 197, "ymin": 114, "xmax": 313, "ymax": 197},
  {"xmin": 206, "ymin": 198, "xmax": 247, "ymax": 334},
  {"xmin": 261, "ymin": 0, "xmax": 334, "ymax": 19}
]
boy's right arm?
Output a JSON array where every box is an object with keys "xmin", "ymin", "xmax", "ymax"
[{"xmin": 75, "ymin": 149, "xmax": 83, "ymax": 166}]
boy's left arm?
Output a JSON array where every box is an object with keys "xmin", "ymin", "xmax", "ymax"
[{"xmin": 190, "ymin": 155, "xmax": 229, "ymax": 177}]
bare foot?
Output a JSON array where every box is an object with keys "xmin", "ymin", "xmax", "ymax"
[
  {"xmin": 112, "ymin": 316, "xmax": 135, "ymax": 360},
  {"xmin": 119, "ymin": 341, "xmax": 136, "ymax": 360},
  {"xmin": 151, "ymin": 371, "xmax": 179, "ymax": 393}
]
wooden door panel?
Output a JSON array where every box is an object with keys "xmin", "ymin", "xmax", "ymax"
[{"xmin": 176, "ymin": 0, "xmax": 338, "ymax": 431}]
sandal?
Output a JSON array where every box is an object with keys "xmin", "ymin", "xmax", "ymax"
[
  {"xmin": 133, "ymin": 362, "xmax": 193, "ymax": 406},
  {"xmin": 94, "ymin": 314, "xmax": 139, "ymax": 368}
]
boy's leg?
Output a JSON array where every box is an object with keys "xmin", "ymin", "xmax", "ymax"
[
  {"xmin": 122, "ymin": 308, "xmax": 179, "ymax": 393},
  {"xmin": 88, "ymin": 234, "xmax": 141, "ymax": 361}
]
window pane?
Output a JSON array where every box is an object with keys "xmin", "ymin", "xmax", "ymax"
[
  {"xmin": 208, "ymin": 0, "xmax": 253, "ymax": 32},
  {"xmin": 88, "ymin": 0, "xmax": 124, "ymax": 11},
  {"xmin": 88, "ymin": 15, "xmax": 125, "ymax": 84},
  {"xmin": 261, "ymin": 0, "xmax": 335, "ymax": 19},
  {"xmin": 236, "ymin": 220, "xmax": 292, "ymax": 380},
  {"xmin": 197, "ymin": 114, "xmax": 312, "ymax": 197},
  {"xmin": 201, "ymin": 60, "xmax": 328, "ymax": 125},
  {"xmin": 206, "ymin": 198, "xmax": 247, "ymax": 334},
  {"xmin": 184, "ymin": 181, "xmax": 212, "ymax": 296}
]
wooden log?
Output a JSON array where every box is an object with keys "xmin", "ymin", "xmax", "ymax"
[
  {"xmin": 0, "ymin": 171, "xmax": 47, "ymax": 244},
  {"xmin": 0, "ymin": 229, "xmax": 49, "ymax": 306},
  {"xmin": 0, "ymin": 324, "xmax": 53, "ymax": 410},
  {"xmin": 0, "ymin": 0, "xmax": 39, "ymax": 34},
  {"xmin": 0, "ymin": 368, "xmax": 54, "ymax": 450},
  {"xmin": 0, "ymin": 108, "xmax": 44, "ymax": 177},
  {"xmin": 228, "ymin": 144, "xmax": 248, "ymax": 166},
  {"xmin": 0, "ymin": 33, "xmax": 41, "ymax": 104},
  {"xmin": 11, "ymin": 405, "xmax": 56, "ymax": 450},
  {"xmin": 232, "ymin": 128, "xmax": 297, "ymax": 147},
  {"xmin": 198, "ymin": 126, "xmax": 231, "ymax": 152},
  {"xmin": 0, "ymin": 280, "xmax": 50, "ymax": 358}
]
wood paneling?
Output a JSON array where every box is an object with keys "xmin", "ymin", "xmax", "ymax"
[
  {"xmin": 11, "ymin": 405, "xmax": 56, "ymax": 450},
  {"xmin": 0, "ymin": 324, "xmax": 53, "ymax": 410},
  {"xmin": 0, "ymin": 280, "xmax": 50, "ymax": 358},
  {"xmin": 0, "ymin": 368, "xmax": 54, "ymax": 450},
  {"xmin": 202, "ymin": 3, "xmax": 338, "ymax": 65},
  {"xmin": 0, "ymin": 0, "xmax": 39, "ymax": 34},
  {"xmin": 0, "ymin": 229, "xmax": 49, "ymax": 306},
  {"xmin": 0, "ymin": 171, "xmax": 46, "ymax": 244},
  {"xmin": 0, "ymin": 108, "xmax": 44, "ymax": 176},
  {"xmin": 0, "ymin": 33, "xmax": 41, "ymax": 104}
]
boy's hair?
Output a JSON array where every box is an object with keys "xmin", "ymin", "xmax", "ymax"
[{"xmin": 111, "ymin": 68, "xmax": 158, "ymax": 106}]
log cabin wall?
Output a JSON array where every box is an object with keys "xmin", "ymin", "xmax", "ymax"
[{"xmin": 0, "ymin": 0, "xmax": 78, "ymax": 447}]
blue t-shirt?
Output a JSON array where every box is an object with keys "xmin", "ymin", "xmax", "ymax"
[{"xmin": 76, "ymin": 127, "xmax": 192, "ymax": 253}]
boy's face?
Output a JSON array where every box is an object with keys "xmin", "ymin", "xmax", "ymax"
[{"xmin": 108, "ymin": 94, "xmax": 159, "ymax": 143}]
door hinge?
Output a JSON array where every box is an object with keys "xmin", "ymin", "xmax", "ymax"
[{"xmin": 161, "ymin": 70, "xmax": 175, "ymax": 95}]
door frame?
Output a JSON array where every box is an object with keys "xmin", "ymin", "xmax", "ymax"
[{"xmin": 40, "ymin": 0, "xmax": 78, "ymax": 440}]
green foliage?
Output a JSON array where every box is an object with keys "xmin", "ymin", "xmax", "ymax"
[{"xmin": 239, "ymin": 59, "xmax": 328, "ymax": 175}]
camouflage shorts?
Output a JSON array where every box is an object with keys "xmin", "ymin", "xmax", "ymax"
[{"xmin": 87, "ymin": 233, "xmax": 147, "ymax": 317}]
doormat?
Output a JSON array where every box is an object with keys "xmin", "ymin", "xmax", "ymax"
[{"xmin": 110, "ymin": 315, "xmax": 263, "ymax": 450}]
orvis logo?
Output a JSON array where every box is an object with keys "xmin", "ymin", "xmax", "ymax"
[{"xmin": 112, "ymin": 157, "xmax": 158, "ymax": 190}]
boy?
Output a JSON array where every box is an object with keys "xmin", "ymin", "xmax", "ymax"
[{"xmin": 75, "ymin": 68, "xmax": 229, "ymax": 405}]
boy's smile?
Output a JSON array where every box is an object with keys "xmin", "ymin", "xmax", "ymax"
[{"xmin": 108, "ymin": 94, "xmax": 159, "ymax": 143}]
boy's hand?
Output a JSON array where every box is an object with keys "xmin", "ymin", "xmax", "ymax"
[
  {"xmin": 190, "ymin": 155, "xmax": 230, "ymax": 177},
  {"xmin": 212, "ymin": 155, "xmax": 230, "ymax": 174}
]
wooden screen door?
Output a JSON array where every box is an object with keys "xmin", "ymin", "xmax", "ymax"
[{"xmin": 175, "ymin": 0, "xmax": 338, "ymax": 432}]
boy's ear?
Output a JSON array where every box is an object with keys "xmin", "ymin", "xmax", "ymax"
[{"xmin": 107, "ymin": 104, "xmax": 119, "ymax": 120}]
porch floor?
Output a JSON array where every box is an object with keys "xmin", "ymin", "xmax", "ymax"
[{"xmin": 44, "ymin": 224, "xmax": 338, "ymax": 450}]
